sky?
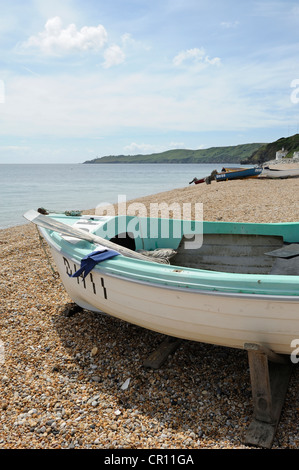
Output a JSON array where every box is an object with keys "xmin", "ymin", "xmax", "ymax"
[{"xmin": 0, "ymin": 0, "xmax": 299, "ymax": 163}]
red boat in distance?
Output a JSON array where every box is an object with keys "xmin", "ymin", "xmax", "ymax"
[{"xmin": 189, "ymin": 177, "xmax": 205, "ymax": 185}]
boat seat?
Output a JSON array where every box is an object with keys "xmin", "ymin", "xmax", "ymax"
[
  {"xmin": 265, "ymin": 243, "xmax": 299, "ymax": 258},
  {"xmin": 269, "ymin": 256, "xmax": 299, "ymax": 275},
  {"xmin": 267, "ymin": 244, "xmax": 299, "ymax": 275},
  {"xmin": 170, "ymin": 234, "xmax": 284, "ymax": 274}
]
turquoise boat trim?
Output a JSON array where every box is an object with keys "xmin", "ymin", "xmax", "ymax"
[
  {"xmin": 41, "ymin": 214, "xmax": 299, "ymax": 298},
  {"xmin": 202, "ymin": 221, "xmax": 299, "ymax": 244},
  {"xmin": 49, "ymin": 214, "xmax": 299, "ymax": 244}
]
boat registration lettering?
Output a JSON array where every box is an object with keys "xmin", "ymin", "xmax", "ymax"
[{"xmin": 62, "ymin": 257, "xmax": 108, "ymax": 299}]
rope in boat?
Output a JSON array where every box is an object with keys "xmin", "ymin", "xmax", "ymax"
[{"xmin": 33, "ymin": 209, "xmax": 172, "ymax": 264}]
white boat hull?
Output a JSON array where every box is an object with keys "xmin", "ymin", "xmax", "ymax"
[
  {"xmin": 260, "ymin": 168, "xmax": 299, "ymax": 179},
  {"xmin": 51, "ymin": 247, "xmax": 299, "ymax": 356}
]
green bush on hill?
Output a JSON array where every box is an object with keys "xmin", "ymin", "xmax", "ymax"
[{"xmin": 243, "ymin": 134, "xmax": 299, "ymax": 164}]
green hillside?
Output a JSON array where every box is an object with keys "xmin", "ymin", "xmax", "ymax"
[
  {"xmin": 83, "ymin": 142, "xmax": 264, "ymax": 164},
  {"xmin": 243, "ymin": 134, "xmax": 299, "ymax": 164}
]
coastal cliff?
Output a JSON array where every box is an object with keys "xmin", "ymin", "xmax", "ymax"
[{"xmin": 83, "ymin": 143, "xmax": 264, "ymax": 164}]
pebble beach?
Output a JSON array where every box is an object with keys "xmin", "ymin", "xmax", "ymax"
[{"xmin": 1, "ymin": 162, "xmax": 299, "ymax": 450}]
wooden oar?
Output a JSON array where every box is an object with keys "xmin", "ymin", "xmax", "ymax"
[{"xmin": 23, "ymin": 210, "xmax": 168, "ymax": 264}]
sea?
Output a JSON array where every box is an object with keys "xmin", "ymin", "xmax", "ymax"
[{"xmin": 0, "ymin": 163, "xmax": 245, "ymax": 230}]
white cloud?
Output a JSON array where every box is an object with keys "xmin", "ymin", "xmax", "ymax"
[
  {"xmin": 121, "ymin": 33, "xmax": 151, "ymax": 52},
  {"xmin": 1, "ymin": 53, "xmax": 295, "ymax": 144},
  {"xmin": 124, "ymin": 142, "xmax": 186, "ymax": 154},
  {"xmin": 173, "ymin": 47, "xmax": 204, "ymax": 66},
  {"xmin": 221, "ymin": 21, "xmax": 240, "ymax": 28},
  {"xmin": 0, "ymin": 145, "xmax": 30, "ymax": 151},
  {"xmin": 0, "ymin": 80, "xmax": 5, "ymax": 103},
  {"xmin": 20, "ymin": 16, "xmax": 108, "ymax": 56},
  {"xmin": 173, "ymin": 48, "xmax": 221, "ymax": 67},
  {"xmin": 103, "ymin": 44, "xmax": 125, "ymax": 68},
  {"xmin": 18, "ymin": 16, "xmax": 128, "ymax": 68}
]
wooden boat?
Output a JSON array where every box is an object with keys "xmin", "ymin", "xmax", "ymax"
[
  {"xmin": 189, "ymin": 170, "xmax": 218, "ymax": 185},
  {"xmin": 259, "ymin": 168, "xmax": 299, "ymax": 179},
  {"xmin": 216, "ymin": 166, "xmax": 262, "ymax": 181},
  {"xmin": 24, "ymin": 209, "xmax": 299, "ymax": 356}
]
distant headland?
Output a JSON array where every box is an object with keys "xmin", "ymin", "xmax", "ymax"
[{"xmin": 83, "ymin": 134, "xmax": 299, "ymax": 165}]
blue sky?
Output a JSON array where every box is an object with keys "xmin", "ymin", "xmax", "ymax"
[{"xmin": 0, "ymin": 0, "xmax": 299, "ymax": 163}]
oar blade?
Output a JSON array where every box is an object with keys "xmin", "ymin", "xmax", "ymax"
[
  {"xmin": 23, "ymin": 210, "xmax": 168, "ymax": 264},
  {"xmin": 23, "ymin": 210, "xmax": 96, "ymax": 243}
]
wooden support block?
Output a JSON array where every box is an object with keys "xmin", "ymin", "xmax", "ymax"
[
  {"xmin": 245, "ymin": 342, "xmax": 289, "ymax": 364},
  {"xmin": 244, "ymin": 342, "xmax": 293, "ymax": 448},
  {"xmin": 143, "ymin": 336, "xmax": 182, "ymax": 369},
  {"xmin": 245, "ymin": 420, "xmax": 277, "ymax": 449}
]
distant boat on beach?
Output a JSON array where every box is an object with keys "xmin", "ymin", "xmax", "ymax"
[
  {"xmin": 189, "ymin": 176, "xmax": 206, "ymax": 185},
  {"xmin": 189, "ymin": 166, "xmax": 262, "ymax": 185},
  {"xmin": 215, "ymin": 166, "xmax": 262, "ymax": 182},
  {"xmin": 259, "ymin": 167, "xmax": 299, "ymax": 179}
]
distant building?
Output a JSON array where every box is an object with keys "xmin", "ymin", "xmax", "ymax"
[
  {"xmin": 293, "ymin": 151, "xmax": 299, "ymax": 160},
  {"xmin": 275, "ymin": 147, "xmax": 288, "ymax": 160}
]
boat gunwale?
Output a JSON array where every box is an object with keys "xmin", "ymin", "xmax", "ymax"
[{"xmin": 40, "ymin": 226, "xmax": 299, "ymax": 301}]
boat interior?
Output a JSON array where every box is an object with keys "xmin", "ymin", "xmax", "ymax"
[
  {"xmin": 57, "ymin": 214, "xmax": 299, "ymax": 277},
  {"xmin": 169, "ymin": 233, "xmax": 299, "ymax": 276},
  {"xmin": 109, "ymin": 228, "xmax": 299, "ymax": 276}
]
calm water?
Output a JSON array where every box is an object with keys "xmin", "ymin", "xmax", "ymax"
[{"xmin": 0, "ymin": 163, "xmax": 243, "ymax": 229}]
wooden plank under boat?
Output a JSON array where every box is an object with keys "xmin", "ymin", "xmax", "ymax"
[{"xmin": 24, "ymin": 210, "xmax": 299, "ymax": 357}]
